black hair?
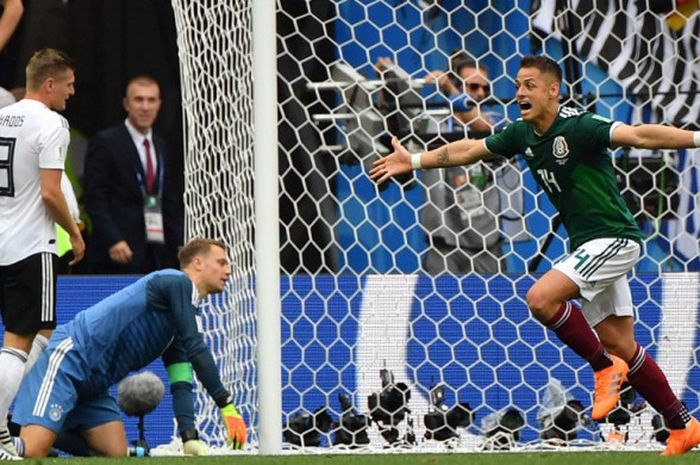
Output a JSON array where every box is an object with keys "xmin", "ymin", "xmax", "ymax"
[{"xmin": 520, "ymin": 55, "xmax": 563, "ymax": 82}]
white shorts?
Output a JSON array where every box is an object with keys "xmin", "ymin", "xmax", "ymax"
[{"xmin": 553, "ymin": 238, "xmax": 640, "ymax": 327}]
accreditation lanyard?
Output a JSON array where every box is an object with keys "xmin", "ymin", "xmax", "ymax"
[{"xmin": 136, "ymin": 158, "xmax": 165, "ymax": 244}]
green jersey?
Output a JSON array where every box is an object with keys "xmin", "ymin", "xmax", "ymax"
[{"xmin": 484, "ymin": 106, "xmax": 643, "ymax": 251}]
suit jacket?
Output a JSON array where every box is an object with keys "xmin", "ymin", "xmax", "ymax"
[{"xmin": 84, "ymin": 124, "xmax": 183, "ymax": 274}]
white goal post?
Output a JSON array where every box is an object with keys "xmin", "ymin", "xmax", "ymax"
[
  {"xmin": 171, "ymin": 0, "xmax": 700, "ymax": 455},
  {"xmin": 171, "ymin": 0, "xmax": 280, "ymax": 453},
  {"xmin": 252, "ymin": 0, "xmax": 283, "ymax": 455}
]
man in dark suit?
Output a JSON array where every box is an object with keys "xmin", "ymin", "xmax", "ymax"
[{"xmin": 84, "ymin": 75, "xmax": 183, "ymax": 274}]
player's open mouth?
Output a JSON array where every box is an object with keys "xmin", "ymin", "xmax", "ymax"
[{"xmin": 519, "ymin": 101, "xmax": 532, "ymax": 112}]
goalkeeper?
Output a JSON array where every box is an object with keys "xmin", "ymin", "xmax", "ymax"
[
  {"xmin": 4, "ymin": 238, "xmax": 246, "ymax": 459},
  {"xmin": 371, "ymin": 55, "xmax": 700, "ymax": 456}
]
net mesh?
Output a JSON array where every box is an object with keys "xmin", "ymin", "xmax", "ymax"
[
  {"xmin": 171, "ymin": 0, "xmax": 258, "ymax": 448},
  {"xmin": 171, "ymin": 0, "xmax": 700, "ymax": 453}
]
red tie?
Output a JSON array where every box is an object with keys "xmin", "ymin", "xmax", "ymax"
[{"xmin": 144, "ymin": 138, "xmax": 155, "ymax": 194}]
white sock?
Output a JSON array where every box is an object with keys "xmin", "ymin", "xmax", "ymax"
[
  {"xmin": 0, "ymin": 348, "xmax": 28, "ymax": 422},
  {"xmin": 23, "ymin": 334, "xmax": 49, "ymax": 377}
]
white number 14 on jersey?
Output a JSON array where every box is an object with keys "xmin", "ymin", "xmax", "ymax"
[{"xmin": 537, "ymin": 168, "xmax": 562, "ymax": 193}]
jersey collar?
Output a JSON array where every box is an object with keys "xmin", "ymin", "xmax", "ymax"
[
  {"xmin": 23, "ymin": 98, "xmax": 50, "ymax": 111},
  {"xmin": 533, "ymin": 105, "xmax": 562, "ymax": 137},
  {"xmin": 191, "ymin": 282, "xmax": 201, "ymax": 307}
]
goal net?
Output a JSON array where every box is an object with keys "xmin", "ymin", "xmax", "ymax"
[
  {"xmin": 171, "ymin": 0, "xmax": 700, "ymax": 453},
  {"xmin": 171, "ymin": 0, "xmax": 258, "ymax": 449}
]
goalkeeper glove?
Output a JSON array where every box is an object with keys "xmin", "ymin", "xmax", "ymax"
[{"xmin": 221, "ymin": 404, "xmax": 247, "ymax": 448}]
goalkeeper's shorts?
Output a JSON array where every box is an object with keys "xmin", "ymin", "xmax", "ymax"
[
  {"xmin": 13, "ymin": 328, "xmax": 121, "ymax": 434},
  {"xmin": 553, "ymin": 237, "xmax": 640, "ymax": 327}
]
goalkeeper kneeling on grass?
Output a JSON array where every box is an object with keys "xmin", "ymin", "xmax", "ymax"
[{"xmin": 1, "ymin": 238, "xmax": 246, "ymax": 459}]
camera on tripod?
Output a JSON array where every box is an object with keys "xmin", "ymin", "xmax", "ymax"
[
  {"xmin": 367, "ymin": 369, "xmax": 412, "ymax": 445},
  {"xmin": 423, "ymin": 383, "xmax": 472, "ymax": 442},
  {"xmin": 334, "ymin": 393, "xmax": 371, "ymax": 447},
  {"xmin": 283, "ymin": 407, "xmax": 333, "ymax": 447}
]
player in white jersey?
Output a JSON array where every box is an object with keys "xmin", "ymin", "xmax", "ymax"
[{"xmin": 0, "ymin": 48, "xmax": 84, "ymax": 457}]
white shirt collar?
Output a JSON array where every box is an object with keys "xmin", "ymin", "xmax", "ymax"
[
  {"xmin": 124, "ymin": 118, "xmax": 153, "ymax": 146},
  {"xmin": 23, "ymin": 98, "xmax": 49, "ymax": 110}
]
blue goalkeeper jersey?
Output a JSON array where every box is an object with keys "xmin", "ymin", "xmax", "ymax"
[{"xmin": 62, "ymin": 269, "xmax": 227, "ymax": 401}]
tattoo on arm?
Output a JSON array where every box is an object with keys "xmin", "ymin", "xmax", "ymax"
[{"xmin": 437, "ymin": 147, "xmax": 449, "ymax": 165}]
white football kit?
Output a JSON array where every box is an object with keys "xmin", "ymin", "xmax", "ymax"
[
  {"xmin": 554, "ymin": 237, "xmax": 640, "ymax": 327},
  {"xmin": 0, "ymin": 99, "xmax": 70, "ymax": 265}
]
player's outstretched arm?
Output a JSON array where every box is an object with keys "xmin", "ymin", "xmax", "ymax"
[
  {"xmin": 370, "ymin": 136, "xmax": 490, "ymax": 184},
  {"xmin": 612, "ymin": 123, "xmax": 700, "ymax": 150}
]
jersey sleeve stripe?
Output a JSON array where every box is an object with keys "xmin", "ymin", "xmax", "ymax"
[
  {"xmin": 608, "ymin": 121, "xmax": 622, "ymax": 147},
  {"xmin": 482, "ymin": 138, "xmax": 497, "ymax": 155}
]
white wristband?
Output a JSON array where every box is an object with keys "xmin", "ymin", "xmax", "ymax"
[
  {"xmin": 410, "ymin": 152, "xmax": 423, "ymax": 170},
  {"xmin": 694, "ymin": 131, "xmax": 700, "ymax": 148}
]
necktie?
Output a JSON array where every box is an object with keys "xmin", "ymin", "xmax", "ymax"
[{"xmin": 144, "ymin": 138, "xmax": 155, "ymax": 194}]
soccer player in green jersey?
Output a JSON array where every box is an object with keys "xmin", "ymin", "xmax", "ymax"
[{"xmin": 371, "ymin": 55, "xmax": 700, "ymax": 456}]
